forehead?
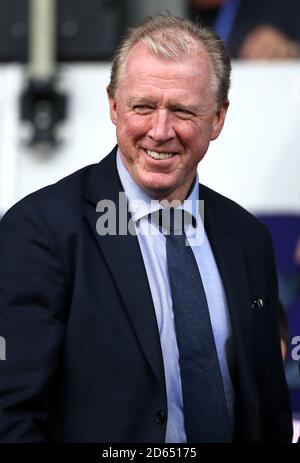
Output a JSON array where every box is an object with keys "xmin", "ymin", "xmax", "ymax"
[{"xmin": 119, "ymin": 43, "xmax": 214, "ymax": 99}]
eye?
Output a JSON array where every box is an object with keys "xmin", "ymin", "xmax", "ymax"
[
  {"xmin": 133, "ymin": 105, "xmax": 154, "ymax": 114},
  {"xmin": 174, "ymin": 108, "xmax": 194, "ymax": 119}
]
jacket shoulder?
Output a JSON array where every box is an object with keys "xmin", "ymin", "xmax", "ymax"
[{"xmin": 200, "ymin": 183, "xmax": 270, "ymax": 239}]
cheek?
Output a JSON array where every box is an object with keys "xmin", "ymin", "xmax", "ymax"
[
  {"xmin": 179, "ymin": 125, "xmax": 212, "ymax": 162},
  {"xmin": 118, "ymin": 114, "xmax": 149, "ymax": 140},
  {"xmin": 177, "ymin": 125, "xmax": 202, "ymax": 149},
  {"xmin": 186, "ymin": 121, "xmax": 213, "ymax": 146}
]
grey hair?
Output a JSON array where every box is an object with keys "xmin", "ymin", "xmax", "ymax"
[{"xmin": 108, "ymin": 14, "xmax": 231, "ymax": 107}]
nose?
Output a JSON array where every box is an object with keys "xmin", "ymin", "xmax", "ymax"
[{"xmin": 148, "ymin": 110, "xmax": 175, "ymax": 142}]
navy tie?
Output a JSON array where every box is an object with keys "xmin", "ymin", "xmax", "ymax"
[{"xmin": 164, "ymin": 208, "xmax": 231, "ymax": 443}]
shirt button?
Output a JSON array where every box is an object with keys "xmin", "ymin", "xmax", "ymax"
[{"xmin": 156, "ymin": 410, "xmax": 166, "ymax": 425}]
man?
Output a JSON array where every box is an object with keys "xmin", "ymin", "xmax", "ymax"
[{"xmin": 0, "ymin": 15, "xmax": 293, "ymax": 442}]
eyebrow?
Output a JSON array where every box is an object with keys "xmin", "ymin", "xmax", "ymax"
[
  {"xmin": 128, "ymin": 97, "xmax": 156, "ymax": 106},
  {"xmin": 168, "ymin": 103, "xmax": 199, "ymax": 113},
  {"xmin": 128, "ymin": 97, "xmax": 200, "ymax": 113}
]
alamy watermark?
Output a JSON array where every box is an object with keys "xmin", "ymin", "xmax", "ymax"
[
  {"xmin": 0, "ymin": 336, "xmax": 6, "ymax": 360},
  {"xmin": 291, "ymin": 336, "xmax": 300, "ymax": 362},
  {"xmin": 95, "ymin": 193, "xmax": 205, "ymax": 246},
  {"xmin": 291, "ymin": 336, "xmax": 300, "ymax": 377}
]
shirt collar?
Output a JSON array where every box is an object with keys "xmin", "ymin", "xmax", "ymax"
[{"xmin": 116, "ymin": 149, "xmax": 200, "ymax": 225}]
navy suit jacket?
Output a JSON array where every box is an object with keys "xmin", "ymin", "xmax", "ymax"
[{"xmin": 0, "ymin": 146, "xmax": 293, "ymax": 442}]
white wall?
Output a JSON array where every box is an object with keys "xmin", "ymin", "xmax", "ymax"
[
  {"xmin": 0, "ymin": 61, "xmax": 300, "ymax": 215},
  {"xmin": 201, "ymin": 61, "xmax": 300, "ymax": 214}
]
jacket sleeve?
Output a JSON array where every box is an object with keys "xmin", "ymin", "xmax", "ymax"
[{"xmin": 0, "ymin": 198, "xmax": 67, "ymax": 442}]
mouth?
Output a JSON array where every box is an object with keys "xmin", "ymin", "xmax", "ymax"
[{"xmin": 146, "ymin": 149, "xmax": 176, "ymax": 160}]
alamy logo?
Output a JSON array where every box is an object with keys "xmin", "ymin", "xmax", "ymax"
[
  {"xmin": 0, "ymin": 336, "xmax": 6, "ymax": 360},
  {"xmin": 95, "ymin": 193, "xmax": 205, "ymax": 246},
  {"xmin": 291, "ymin": 336, "xmax": 300, "ymax": 362}
]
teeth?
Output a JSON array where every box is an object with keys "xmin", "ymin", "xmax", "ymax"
[{"xmin": 147, "ymin": 150, "xmax": 174, "ymax": 160}]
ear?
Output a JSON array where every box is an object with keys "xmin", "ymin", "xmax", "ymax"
[
  {"xmin": 210, "ymin": 100, "xmax": 229, "ymax": 141},
  {"xmin": 107, "ymin": 86, "xmax": 117, "ymax": 125}
]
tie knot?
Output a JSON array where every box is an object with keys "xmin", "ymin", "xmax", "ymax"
[{"xmin": 150, "ymin": 208, "xmax": 194, "ymax": 236}]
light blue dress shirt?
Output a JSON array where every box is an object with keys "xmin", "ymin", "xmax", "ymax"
[{"xmin": 116, "ymin": 150, "xmax": 235, "ymax": 442}]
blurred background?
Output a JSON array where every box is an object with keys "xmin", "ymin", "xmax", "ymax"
[{"xmin": 0, "ymin": 0, "xmax": 299, "ymax": 429}]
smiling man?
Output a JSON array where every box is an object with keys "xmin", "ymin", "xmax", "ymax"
[
  {"xmin": 0, "ymin": 15, "xmax": 293, "ymax": 443},
  {"xmin": 107, "ymin": 39, "xmax": 227, "ymax": 203}
]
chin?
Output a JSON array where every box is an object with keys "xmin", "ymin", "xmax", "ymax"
[
  {"xmin": 141, "ymin": 172, "xmax": 175, "ymax": 187},
  {"xmin": 144, "ymin": 185, "xmax": 176, "ymax": 201},
  {"xmin": 138, "ymin": 177, "xmax": 173, "ymax": 196}
]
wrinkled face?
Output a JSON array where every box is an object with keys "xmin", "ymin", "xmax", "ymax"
[{"xmin": 108, "ymin": 43, "xmax": 228, "ymax": 202}]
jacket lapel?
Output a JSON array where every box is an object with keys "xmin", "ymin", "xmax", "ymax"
[
  {"xmin": 201, "ymin": 185, "xmax": 260, "ymax": 439},
  {"xmin": 84, "ymin": 147, "xmax": 165, "ymax": 389}
]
